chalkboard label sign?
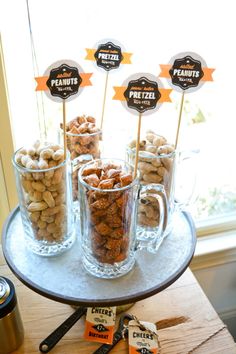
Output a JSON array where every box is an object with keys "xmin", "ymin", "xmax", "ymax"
[
  {"xmin": 124, "ymin": 77, "xmax": 161, "ymax": 113},
  {"xmin": 94, "ymin": 42, "xmax": 123, "ymax": 71},
  {"xmin": 159, "ymin": 52, "xmax": 214, "ymax": 93},
  {"xmin": 46, "ymin": 63, "xmax": 82, "ymax": 99},
  {"xmin": 113, "ymin": 73, "xmax": 172, "ymax": 116},
  {"xmin": 169, "ymin": 55, "xmax": 204, "ymax": 90}
]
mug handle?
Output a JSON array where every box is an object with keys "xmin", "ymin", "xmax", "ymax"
[
  {"xmin": 70, "ymin": 154, "xmax": 94, "ymax": 217},
  {"xmin": 138, "ymin": 183, "xmax": 168, "ymax": 253},
  {"xmin": 175, "ymin": 149, "xmax": 200, "ymax": 212},
  {"xmin": 71, "ymin": 154, "xmax": 94, "ymax": 174}
]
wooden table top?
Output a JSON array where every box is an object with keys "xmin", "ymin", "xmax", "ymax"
[{"xmin": 1, "ymin": 247, "xmax": 235, "ymax": 354}]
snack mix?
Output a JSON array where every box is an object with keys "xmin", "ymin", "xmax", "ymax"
[
  {"xmin": 81, "ymin": 162, "xmax": 133, "ymax": 265},
  {"xmin": 64, "ymin": 115, "xmax": 102, "ymax": 200}
]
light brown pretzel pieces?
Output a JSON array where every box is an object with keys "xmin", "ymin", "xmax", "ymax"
[
  {"xmin": 82, "ymin": 163, "xmax": 133, "ymax": 264},
  {"xmin": 65, "ymin": 115, "xmax": 102, "ymax": 200}
]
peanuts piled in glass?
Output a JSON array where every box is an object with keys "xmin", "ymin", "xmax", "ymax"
[
  {"xmin": 64, "ymin": 115, "xmax": 102, "ymax": 201},
  {"xmin": 79, "ymin": 161, "xmax": 134, "ymax": 267},
  {"xmin": 127, "ymin": 130, "xmax": 175, "ymax": 231},
  {"xmin": 13, "ymin": 141, "xmax": 75, "ymax": 256}
]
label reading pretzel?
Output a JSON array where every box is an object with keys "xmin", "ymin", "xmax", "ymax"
[
  {"xmin": 94, "ymin": 42, "xmax": 123, "ymax": 71},
  {"xmin": 124, "ymin": 77, "xmax": 161, "ymax": 113}
]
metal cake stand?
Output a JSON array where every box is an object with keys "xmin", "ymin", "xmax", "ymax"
[{"xmin": 2, "ymin": 207, "xmax": 196, "ymax": 307}]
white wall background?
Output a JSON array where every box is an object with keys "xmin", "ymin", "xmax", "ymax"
[{"xmin": 193, "ymin": 262, "xmax": 236, "ymax": 340}]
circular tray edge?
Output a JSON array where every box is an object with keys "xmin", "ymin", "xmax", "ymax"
[{"xmin": 2, "ymin": 207, "xmax": 196, "ymax": 306}]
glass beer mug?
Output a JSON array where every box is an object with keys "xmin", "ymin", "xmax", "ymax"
[
  {"xmin": 60, "ymin": 115, "xmax": 102, "ymax": 217},
  {"xmin": 126, "ymin": 144, "xmax": 176, "ymax": 240},
  {"xmin": 78, "ymin": 158, "xmax": 168, "ymax": 279},
  {"xmin": 126, "ymin": 131, "xmax": 199, "ymax": 247},
  {"xmin": 12, "ymin": 143, "xmax": 75, "ymax": 256}
]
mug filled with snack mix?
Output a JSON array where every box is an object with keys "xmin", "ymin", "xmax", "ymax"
[
  {"xmin": 12, "ymin": 141, "xmax": 75, "ymax": 256},
  {"xmin": 62, "ymin": 115, "xmax": 102, "ymax": 214},
  {"xmin": 78, "ymin": 158, "xmax": 168, "ymax": 279}
]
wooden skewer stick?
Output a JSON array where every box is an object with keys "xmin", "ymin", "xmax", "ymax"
[
  {"xmin": 100, "ymin": 71, "xmax": 109, "ymax": 130},
  {"xmin": 62, "ymin": 99, "xmax": 67, "ymax": 159},
  {"xmin": 175, "ymin": 91, "xmax": 185, "ymax": 150},
  {"xmin": 134, "ymin": 112, "xmax": 142, "ymax": 179}
]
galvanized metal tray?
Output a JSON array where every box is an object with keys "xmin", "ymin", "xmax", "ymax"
[{"xmin": 2, "ymin": 207, "xmax": 196, "ymax": 306}]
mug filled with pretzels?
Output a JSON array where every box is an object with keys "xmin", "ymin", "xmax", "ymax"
[{"xmin": 78, "ymin": 158, "xmax": 168, "ymax": 279}]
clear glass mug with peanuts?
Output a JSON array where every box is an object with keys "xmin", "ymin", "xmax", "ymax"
[
  {"xmin": 12, "ymin": 141, "xmax": 76, "ymax": 256},
  {"xmin": 126, "ymin": 130, "xmax": 198, "ymax": 248},
  {"xmin": 78, "ymin": 158, "xmax": 168, "ymax": 279},
  {"xmin": 174, "ymin": 148, "xmax": 200, "ymax": 212}
]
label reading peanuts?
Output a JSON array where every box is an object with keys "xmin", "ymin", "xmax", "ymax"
[
  {"xmin": 169, "ymin": 55, "xmax": 204, "ymax": 91},
  {"xmin": 159, "ymin": 52, "xmax": 215, "ymax": 94},
  {"xmin": 46, "ymin": 63, "xmax": 82, "ymax": 100},
  {"xmin": 84, "ymin": 307, "xmax": 116, "ymax": 344},
  {"xmin": 128, "ymin": 320, "xmax": 159, "ymax": 354},
  {"xmin": 35, "ymin": 59, "xmax": 93, "ymax": 102}
]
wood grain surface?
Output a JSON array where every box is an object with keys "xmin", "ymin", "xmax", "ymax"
[{"xmin": 0, "ymin": 248, "xmax": 235, "ymax": 354}]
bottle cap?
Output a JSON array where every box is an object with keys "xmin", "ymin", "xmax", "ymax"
[
  {"xmin": 0, "ymin": 277, "xmax": 17, "ymax": 319},
  {"xmin": 0, "ymin": 277, "xmax": 10, "ymax": 305}
]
